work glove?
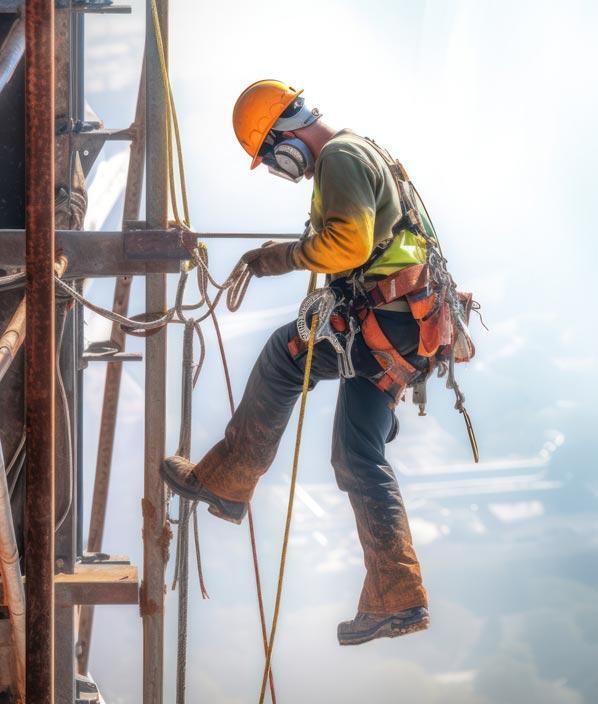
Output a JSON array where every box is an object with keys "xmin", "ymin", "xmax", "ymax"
[{"xmin": 242, "ymin": 241, "xmax": 302, "ymax": 278}]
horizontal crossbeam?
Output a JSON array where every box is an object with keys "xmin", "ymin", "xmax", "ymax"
[
  {"xmin": 0, "ymin": 229, "xmax": 192, "ymax": 277},
  {"xmin": 0, "ymin": 229, "xmax": 300, "ymax": 278},
  {"xmin": 54, "ymin": 562, "xmax": 139, "ymax": 606}
]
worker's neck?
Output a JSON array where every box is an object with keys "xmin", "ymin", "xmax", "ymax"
[{"xmin": 295, "ymin": 120, "xmax": 338, "ymax": 161}]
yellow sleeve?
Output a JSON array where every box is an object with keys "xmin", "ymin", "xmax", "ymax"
[{"xmin": 294, "ymin": 149, "xmax": 377, "ymax": 274}]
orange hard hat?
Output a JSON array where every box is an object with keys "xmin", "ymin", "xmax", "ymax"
[{"xmin": 233, "ymin": 79, "xmax": 303, "ymax": 169}]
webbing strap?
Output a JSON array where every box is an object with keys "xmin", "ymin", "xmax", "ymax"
[
  {"xmin": 366, "ymin": 263, "xmax": 429, "ymax": 308},
  {"xmin": 359, "ymin": 308, "xmax": 417, "ymax": 402}
]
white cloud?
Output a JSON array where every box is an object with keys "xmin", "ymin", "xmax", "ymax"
[
  {"xmin": 488, "ymin": 500, "xmax": 545, "ymax": 523},
  {"xmin": 410, "ymin": 517, "xmax": 443, "ymax": 546},
  {"xmin": 214, "ymin": 304, "xmax": 298, "ymax": 342},
  {"xmin": 551, "ymin": 355, "xmax": 597, "ymax": 374}
]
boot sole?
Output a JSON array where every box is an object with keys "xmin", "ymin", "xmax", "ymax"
[
  {"xmin": 159, "ymin": 462, "xmax": 246, "ymax": 525},
  {"xmin": 207, "ymin": 504, "xmax": 245, "ymax": 525},
  {"xmin": 338, "ymin": 615, "xmax": 429, "ymax": 646}
]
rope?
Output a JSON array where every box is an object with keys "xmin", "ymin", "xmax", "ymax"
[
  {"xmin": 258, "ymin": 273, "xmax": 318, "ymax": 704},
  {"xmin": 0, "ymin": 271, "xmax": 26, "ymax": 292},
  {"xmin": 149, "ymin": 0, "xmax": 190, "ymax": 230},
  {"xmin": 147, "ymin": 5, "xmax": 277, "ymax": 702},
  {"xmin": 208, "ymin": 287, "xmax": 277, "ymax": 704},
  {"xmin": 55, "ymin": 277, "xmax": 176, "ymax": 332},
  {"xmin": 172, "ymin": 320, "xmax": 212, "ymax": 704},
  {"xmin": 53, "ymin": 249, "xmax": 252, "ymax": 334}
]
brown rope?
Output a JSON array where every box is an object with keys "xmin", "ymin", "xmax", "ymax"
[{"xmin": 207, "ymin": 288, "xmax": 277, "ymax": 704}]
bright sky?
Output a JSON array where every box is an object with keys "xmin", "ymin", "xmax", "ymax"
[{"xmin": 81, "ymin": 2, "xmax": 598, "ymax": 703}]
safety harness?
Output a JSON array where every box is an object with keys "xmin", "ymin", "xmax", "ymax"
[{"xmin": 290, "ymin": 137, "xmax": 480, "ymax": 461}]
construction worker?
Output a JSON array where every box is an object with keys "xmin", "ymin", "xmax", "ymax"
[{"xmin": 161, "ymin": 79, "xmax": 430, "ymax": 645}]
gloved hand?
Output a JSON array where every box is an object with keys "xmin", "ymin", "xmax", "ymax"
[{"xmin": 242, "ymin": 241, "xmax": 302, "ymax": 278}]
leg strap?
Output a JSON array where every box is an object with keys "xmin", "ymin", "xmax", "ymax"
[{"xmin": 358, "ymin": 308, "xmax": 417, "ymax": 404}]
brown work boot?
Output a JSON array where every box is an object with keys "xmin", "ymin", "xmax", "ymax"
[
  {"xmin": 337, "ymin": 606, "xmax": 429, "ymax": 646},
  {"xmin": 159, "ymin": 456, "xmax": 248, "ymax": 525}
]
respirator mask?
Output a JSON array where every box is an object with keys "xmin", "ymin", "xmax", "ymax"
[{"xmin": 258, "ymin": 96, "xmax": 322, "ymax": 183}]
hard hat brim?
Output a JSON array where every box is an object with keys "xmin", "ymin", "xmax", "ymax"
[{"xmin": 250, "ymin": 88, "xmax": 303, "ymax": 170}]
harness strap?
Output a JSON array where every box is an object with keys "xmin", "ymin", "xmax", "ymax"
[
  {"xmin": 366, "ymin": 263, "xmax": 429, "ymax": 307},
  {"xmin": 358, "ymin": 307, "xmax": 417, "ymax": 404},
  {"xmin": 365, "ymin": 137, "xmax": 427, "ymax": 236}
]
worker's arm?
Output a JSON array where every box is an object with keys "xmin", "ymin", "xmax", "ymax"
[{"xmin": 293, "ymin": 149, "xmax": 377, "ymax": 274}]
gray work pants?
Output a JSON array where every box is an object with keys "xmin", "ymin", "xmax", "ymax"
[{"xmin": 194, "ymin": 317, "xmax": 428, "ymax": 614}]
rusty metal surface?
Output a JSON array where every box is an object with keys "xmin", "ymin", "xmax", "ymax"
[
  {"xmin": 0, "ymin": 15, "xmax": 23, "ymax": 94},
  {"xmin": 52, "ymin": 11, "xmax": 84, "ymax": 701},
  {"xmin": 191, "ymin": 232, "xmax": 300, "ymax": 239},
  {"xmin": 24, "ymin": 0, "xmax": 56, "ymax": 701},
  {"xmin": 124, "ymin": 229, "xmax": 198, "ymax": 258},
  {"xmin": 72, "ymin": 126, "xmax": 135, "ymax": 176},
  {"xmin": 143, "ymin": 0, "xmax": 168, "ymax": 699},
  {"xmin": 55, "ymin": 562, "xmax": 139, "ymax": 606},
  {"xmin": 0, "ymin": 229, "xmax": 190, "ymax": 276},
  {"xmin": 53, "ymin": 6, "xmax": 71, "ymax": 233}
]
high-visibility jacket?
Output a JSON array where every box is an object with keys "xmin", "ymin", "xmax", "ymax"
[
  {"xmin": 290, "ymin": 130, "xmax": 477, "ymax": 457},
  {"xmin": 294, "ymin": 129, "xmax": 429, "ymax": 280}
]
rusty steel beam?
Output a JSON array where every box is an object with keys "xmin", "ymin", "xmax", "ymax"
[
  {"xmin": 0, "ymin": 229, "xmax": 298, "ymax": 275},
  {"xmin": 0, "ymin": 228, "xmax": 196, "ymax": 276},
  {"xmin": 24, "ymin": 0, "xmax": 56, "ymax": 701},
  {"xmin": 142, "ymin": 0, "xmax": 169, "ymax": 701},
  {"xmin": 55, "ymin": 562, "xmax": 139, "ymax": 606},
  {"xmin": 190, "ymin": 232, "xmax": 299, "ymax": 239},
  {"xmin": 124, "ymin": 229, "xmax": 199, "ymax": 259},
  {"xmin": 52, "ymin": 9, "xmax": 84, "ymax": 699}
]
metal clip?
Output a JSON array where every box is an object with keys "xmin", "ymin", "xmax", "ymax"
[{"xmin": 297, "ymin": 288, "xmax": 357, "ymax": 379}]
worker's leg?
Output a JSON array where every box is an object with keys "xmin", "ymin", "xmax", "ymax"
[
  {"xmin": 331, "ymin": 376, "xmax": 428, "ymax": 615},
  {"xmin": 193, "ymin": 320, "xmax": 339, "ymax": 503}
]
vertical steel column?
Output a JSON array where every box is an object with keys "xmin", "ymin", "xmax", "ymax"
[
  {"xmin": 53, "ymin": 6, "xmax": 77, "ymax": 701},
  {"xmin": 143, "ymin": 2, "xmax": 169, "ymax": 702},
  {"xmin": 71, "ymin": 4, "xmax": 85, "ymax": 563},
  {"xmin": 54, "ymin": 297, "xmax": 77, "ymax": 704},
  {"xmin": 24, "ymin": 0, "xmax": 56, "ymax": 702}
]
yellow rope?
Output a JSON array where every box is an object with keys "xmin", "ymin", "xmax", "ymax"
[
  {"xmin": 258, "ymin": 273, "xmax": 318, "ymax": 704},
  {"xmin": 150, "ymin": 0, "xmax": 191, "ymax": 229},
  {"xmin": 150, "ymin": 7, "xmax": 319, "ymax": 698}
]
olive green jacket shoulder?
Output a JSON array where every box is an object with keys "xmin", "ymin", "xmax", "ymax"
[{"xmin": 294, "ymin": 129, "xmax": 404, "ymax": 276}]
